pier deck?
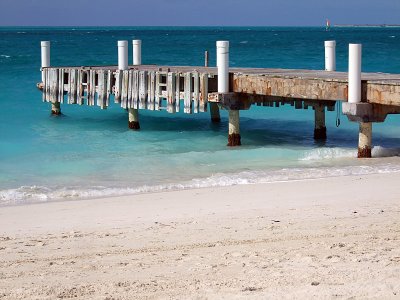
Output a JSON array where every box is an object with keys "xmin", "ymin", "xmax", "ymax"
[{"xmin": 40, "ymin": 65, "xmax": 400, "ymax": 108}]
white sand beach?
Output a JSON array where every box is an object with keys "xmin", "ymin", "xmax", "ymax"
[{"xmin": 1, "ymin": 173, "xmax": 400, "ymax": 299}]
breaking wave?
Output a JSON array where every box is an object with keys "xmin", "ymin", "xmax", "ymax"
[
  {"xmin": 301, "ymin": 146, "xmax": 400, "ymax": 161},
  {"xmin": 2, "ymin": 162, "xmax": 400, "ymax": 206}
]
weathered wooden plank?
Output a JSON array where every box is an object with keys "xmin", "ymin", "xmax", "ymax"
[
  {"xmin": 175, "ymin": 73, "xmax": 181, "ymax": 113},
  {"xmin": 46, "ymin": 69, "xmax": 51, "ymax": 102},
  {"xmin": 105, "ymin": 70, "xmax": 111, "ymax": 107},
  {"xmin": 67, "ymin": 69, "xmax": 73, "ymax": 104},
  {"xmin": 45, "ymin": 68, "xmax": 50, "ymax": 102},
  {"xmin": 71, "ymin": 69, "xmax": 78, "ymax": 104},
  {"xmin": 87, "ymin": 70, "xmax": 92, "ymax": 106},
  {"xmin": 97, "ymin": 70, "xmax": 103, "ymax": 107},
  {"xmin": 84, "ymin": 71, "xmax": 89, "ymax": 105},
  {"xmin": 148, "ymin": 71, "xmax": 155, "ymax": 110},
  {"xmin": 50, "ymin": 68, "xmax": 55, "ymax": 104},
  {"xmin": 120, "ymin": 70, "xmax": 129, "ymax": 109},
  {"xmin": 193, "ymin": 72, "xmax": 199, "ymax": 113},
  {"xmin": 58, "ymin": 69, "xmax": 64, "ymax": 104},
  {"xmin": 132, "ymin": 70, "xmax": 139, "ymax": 109},
  {"xmin": 199, "ymin": 73, "xmax": 208, "ymax": 112},
  {"xmin": 50, "ymin": 69, "xmax": 59, "ymax": 104},
  {"xmin": 139, "ymin": 70, "xmax": 148, "ymax": 109},
  {"xmin": 167, "ymin": 72, "xmax": 176, "ymax": 113},
  {"xmin": 97, "ymin": 70, "xmax": 107, "ymax": 109},
  {"xmin": 155, "ymin": 72, "xmax": 161, "ymax": 110},
  {"xmin": 42, "ymin": 68, "xmax": 48, "ymax": 102},
  {"xmin": 76, "ymin": 70, "xmax": 83, "ymax": 105},
  {"xmin": 88, "ymin": 70, "xmax": 96, "ymax": 106},
  {"xmin": 114, "ymin": 70, "xmax": 122, "ymax": 104},
  {"xmin": 184, "ymin": 72, "xmax": 192, "ymax": 114},
  {"xmin": 84, "ymin": 70, "xmax": 90, "ymax": 106},
  {"xmin": 127, "ymin": 70, "xmax": 133, "ymax": 109}
]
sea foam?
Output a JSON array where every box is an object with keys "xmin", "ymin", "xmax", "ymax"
[
  {"xmin": 1, "ymin": 163, "xmax": 400, "ymax": 207},
  {"xmin": 301, "ymin": 146, "xmax": 400, "ymax": 161}
]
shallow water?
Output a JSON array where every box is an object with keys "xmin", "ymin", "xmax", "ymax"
[{"xmin": 1, "ymin": 27, "xmax": 400, "ymax": 205}]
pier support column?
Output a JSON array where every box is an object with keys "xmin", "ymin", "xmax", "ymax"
[
  {"xmin": 42, "ymin": 41, "xmax": 61, "ymax": 116},
  {"xmin": 210, "ymin": 103, "xmax": 221, "ymax": 123},
  {"xmin": 217, "ymin": 41, "xmax": 237, "ymax": 145},
  {"xmin": 128, "ymin": 108, "xmax": 140, "ymax": 130},
  {"xmin": 348, "ymin": 43, "xmax": 372, "ymax": 158},
  {"xmin": 228, "ymin": 110, "xmax": 241, "ymax": 146},
  {"xmin": 314, "ymin": 105, "xmax": 326, "ymax": 140},
  {"xmin": 358, "ymin": 122, "xmax": 372, "ymax": 158},
  {"xmin": 206, "ymin": 48, "xmax": 220, "ymax": 123},
  {"xmin": 51, "ymin": 102, "xmax": 61, "ymax": 115},
  {"xmin": 128, "ymin": 40, "xmax": 141, "ymax": 130}
]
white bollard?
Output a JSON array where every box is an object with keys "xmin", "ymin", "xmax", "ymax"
[
  {"xmin": 118, "ymin": 40, "xmax": 128, "ymax": 70},
  {"xmin": 217, "ymin": 41, "xmax": 229, "ymax": 93},
  {"xmin": 324, "ymin": 41, "xmax": 336, "ymax": 71},
  {"xmin": 348, "ymin": 44, "xmax": 362, "ymax": 103},
  {"xmin": 41, "ymin": 41, "xmax": 50, "ymax": 82},
  {"xmin": 132, "ymin": 40, "xmax": 141, "ymax": 66}
]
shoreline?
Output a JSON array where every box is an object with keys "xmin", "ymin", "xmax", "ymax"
[
  {"xmin": 3, "ymin": 155, "xmax": 400, "ymax": 207},
  {"xmin": 1, "ymin": 172, "xmax": 400, "ymax": 298}
]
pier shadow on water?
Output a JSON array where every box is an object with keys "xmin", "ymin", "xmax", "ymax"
[{"xmin": 40, "ymin": 106, "xmax": 400, "ymax": 153}]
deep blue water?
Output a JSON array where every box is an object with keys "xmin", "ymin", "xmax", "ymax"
[{"xmin": 1, "ymin": 27, "xmax": 400, "ymax": 205}]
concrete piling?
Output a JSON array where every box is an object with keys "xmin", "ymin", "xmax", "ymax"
[
  {"xmin": 42, "ymin": 41, "xmax": 61, "ymax": 115},
  {"xmin": 217, "ymin": 41, "xmax": 238, "ymax": 145},
  {"xmin": 128, "ymin": 108, "xmax": 140, "ymax": 129},
  {"xmin": 313, "ymin": 41, "xmax": 336, "ymax": 139},
  {"xmin": 210, "ymin": 103, "xmax": 221, "ymax": 123},
  {"xmin": 314, "ymin": 105, "xmax": 326, "ymax": 140},
  {"xmin": 358, "ymin": 122, "xmax": 372, "ymax": 158},
  {"xmin": 348, "ymin": 44, "xmax": 372, "ymax": 158},
  {"xmin": 228, "ymin": 110, "xmax": 241, "ymax": 146},
  {"xmin": 51, "ymin": 102, "xmax": 61, "ymax": 115}
]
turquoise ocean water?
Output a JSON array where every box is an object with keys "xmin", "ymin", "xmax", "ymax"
[{"xmin": 1, "ymin": 27, "xmax": 400, "ymax": 206}]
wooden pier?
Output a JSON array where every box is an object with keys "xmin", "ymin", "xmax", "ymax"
[{"xmin": 38, "ymin": 40, "xmax": 400, "ymax": 158}]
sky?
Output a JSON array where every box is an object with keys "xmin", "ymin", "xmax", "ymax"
[{"xmin": 0, "ymin": 0, "xmax": 399, "ymax": 26}]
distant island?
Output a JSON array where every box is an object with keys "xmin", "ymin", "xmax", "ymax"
[{"xmin": 334, "ymin": 24, "xmax": 400, "ymax": 28}]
